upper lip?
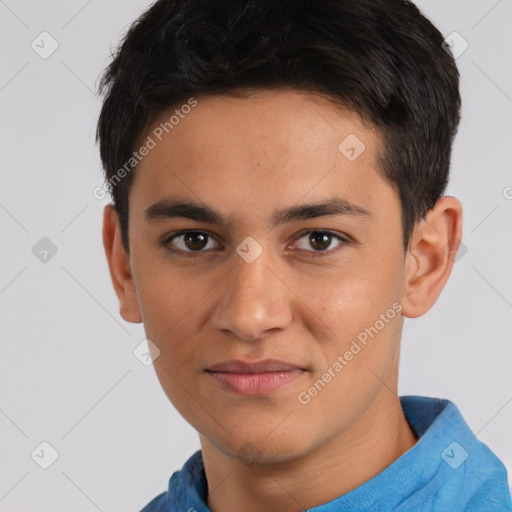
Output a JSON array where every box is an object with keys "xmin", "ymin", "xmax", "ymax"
[{"xmin": 207, "ymin": 359, "xmax": 304, "ymax": 373}]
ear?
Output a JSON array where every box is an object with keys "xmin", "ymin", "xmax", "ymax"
[
  {"xmin": 102, "ymin": 204, "xmax": 142, "ymax": 323},
  {"xmin": 401, "ymin": 196, "xmax": 463, "ymax": 318}
]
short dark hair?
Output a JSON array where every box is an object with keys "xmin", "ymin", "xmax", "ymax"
[{"xmin": 96, "ymin": 0, "xmax": 461, "ymax": 255}]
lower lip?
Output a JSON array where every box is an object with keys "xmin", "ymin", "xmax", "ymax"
[{"xmin": 207, "ymin": 370, "xmax": 305, "ymax": 395}]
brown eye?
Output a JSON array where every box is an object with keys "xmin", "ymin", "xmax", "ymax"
[
  {"xmin": 164, "ymin": 231, "xmax": 220, "ymax": 253},
  {"xmin": 162, "ymin": 229, "xmax": 349, "ymax": 258},
  {"xmin": 293, "ymin": 230, "xmax": 348, "ymax": 257},
  {"xmin": 183, "ymin": 232, "xmax": 208, "ymax": 250},
  {"xmin": 309, "ymin": 231, "xmax": 332, "ymax": 251}
]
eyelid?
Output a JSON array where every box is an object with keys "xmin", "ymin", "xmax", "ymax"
[
  {"xmin": 162, "ymin": 228, "xmax": 350, "ymax": 256},
  {"xmin": 289, "ymin": 229, "xmax": 350, "ymax": 258},
  {"xmin": 292, "ymin": 228, "xmax": 351, "ymax": 245},
  {"xmin": 162, "ymin": 229, "xmax": 222, "ymax": 254}
]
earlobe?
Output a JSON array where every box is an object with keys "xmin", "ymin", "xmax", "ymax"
[
  {"xmin": 401, "ymin": 196, "xmax": 463, "ymax": 318},
  {"xmin": 102, "ymin": 204, "xmax": 143, "ymax": 324}
]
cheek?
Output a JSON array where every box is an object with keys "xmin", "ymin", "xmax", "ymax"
[
  {"xmin": 301, "ymin": 263, "xmax": 401, "ymax": 338},
  {"xmin": 131, "ymin": 272, "xmax": 211, "ymax": 404},
  {"xmin": 297, "ymin": 254, "xmax": 404, "ymax": 381},
  {"xmin": 133, "ymin": 256, "xmax": 203, "ymax": 335}
]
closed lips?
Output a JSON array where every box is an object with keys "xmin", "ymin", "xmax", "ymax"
[{"xmin": 206, "ymin": 359, "xmax": 305, "ymax": 373}]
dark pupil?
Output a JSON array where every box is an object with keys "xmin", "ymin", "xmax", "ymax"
[
  {"xmin": 309, "ymin": 231, "xmax": 331, "ymax": 251},
  {"xmin": 185, "ymin": 232, "xmax": 208, "ymax": 250},
  {"xmin": 183, "ymin": 231, "xmax": 331, "ymax": 251}
]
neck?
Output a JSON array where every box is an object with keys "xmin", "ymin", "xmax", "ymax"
[{"xmin": 201, "ymin": 392, "xmax": 419, "ymax": 512}]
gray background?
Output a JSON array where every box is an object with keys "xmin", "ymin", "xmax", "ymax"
[{"xmin": 0, "ymin": 1, "xmax": 511, "ymax": 510}]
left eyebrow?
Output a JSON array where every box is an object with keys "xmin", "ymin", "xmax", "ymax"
[{"xmin": 144, "ymin": 196, "xmax": 372, "ymax": 230}]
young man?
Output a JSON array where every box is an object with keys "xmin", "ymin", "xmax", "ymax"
[{"xmin": 97, "ymin": 0, "xmax": 512, "ymax": 510}]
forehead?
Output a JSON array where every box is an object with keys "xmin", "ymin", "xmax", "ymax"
[
  {"xmin": 128, "ymin": 88, "xmax": 396, "ymax": 227},
  {"xmin": 143, "ymin": 88, "xmax": 377, "ymax": 160}
]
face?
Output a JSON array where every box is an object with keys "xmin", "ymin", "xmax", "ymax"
[{"xmin": 122, "ymin": 89, "xmax": 410, "ymax": 463}]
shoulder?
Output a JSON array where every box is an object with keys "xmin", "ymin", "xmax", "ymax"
[{"xmin": 139, "ymin": 491, "xmax": 169, "ymax": 512}]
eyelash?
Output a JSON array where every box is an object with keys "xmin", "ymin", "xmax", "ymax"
[{"xmin": 161, "ymin": 229, "xmax": 350, "ymax": 259}]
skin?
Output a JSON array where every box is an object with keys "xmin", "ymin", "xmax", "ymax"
[{"xmin": 102, "ymin": 88, "xmax": 463, "ymax": 512}]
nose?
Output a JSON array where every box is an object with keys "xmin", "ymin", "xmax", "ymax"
[{"xmin": 210, "ymin": 248, "xmax": 293, "ymax": 341}]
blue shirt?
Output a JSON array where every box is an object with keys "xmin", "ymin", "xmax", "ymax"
[{"xmin": 140, "ymin": 395, "xmax": 512, "ymax": 511}]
